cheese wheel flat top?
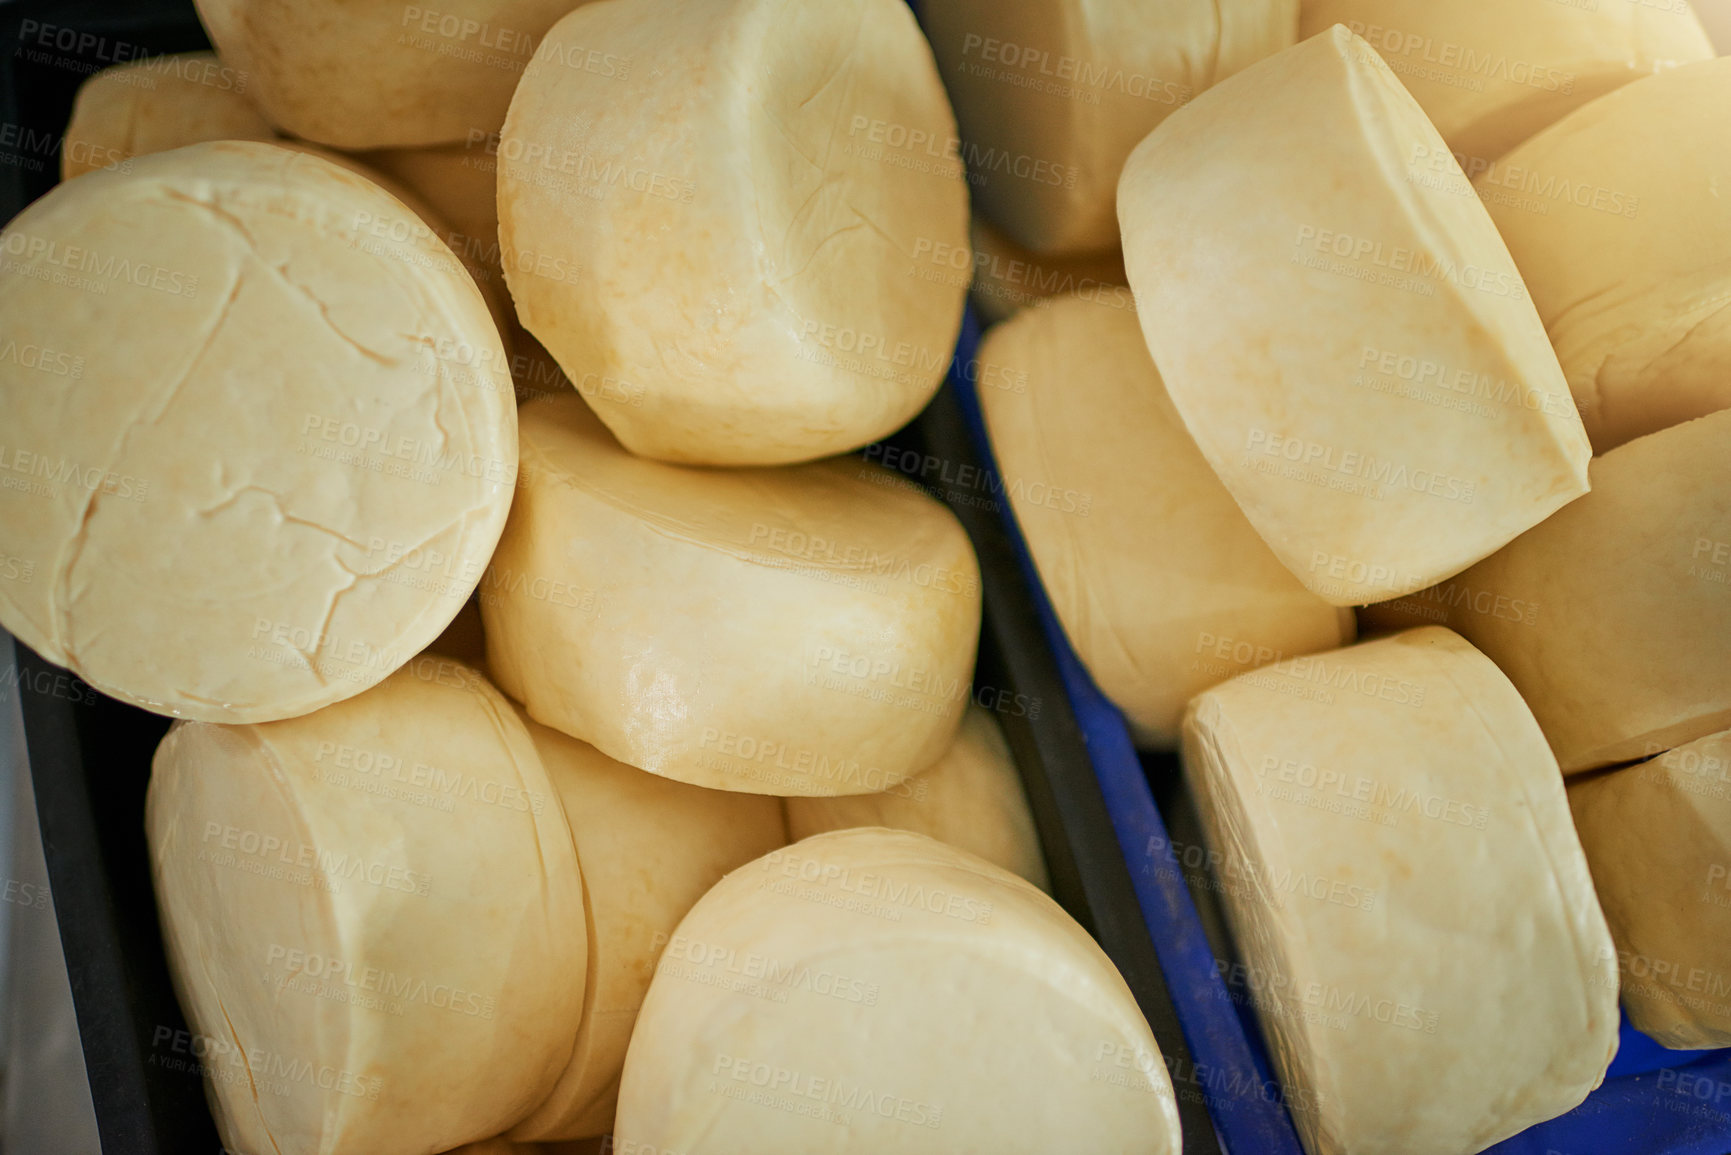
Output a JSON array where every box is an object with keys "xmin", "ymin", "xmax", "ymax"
[
  {"xmin": 60, "ymin": 53, "xmax": 275, "ymax": 181},
  {"xmin": 1118, "ymin": 27, "xmax": 1590, "ymax": 606},
  {"xmin": 0, "ymin": 141, "xmax": 516, "ymax": 723},
  {"xmin": 616, "ymin": 828, "xmax": 1182, "ymax": 1153}
]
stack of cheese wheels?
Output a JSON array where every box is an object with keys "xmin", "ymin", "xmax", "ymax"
[
  {"xmin": 60, "ymin": 52, "xmax": 275, "ymax": 179},
  {"xmin": 1300, "ymin": 0, "xmax": 1713, "ymax": 163},
  {"xmin": 509, "ymin": 718, "xmax": 786, "ymax": 1141},
  {"xmin": 1479, "ymin": 58, "xmax": 1731, "ymax": 453},
  {"xmin": 784, "ymin": 704, "xmax": 1049, "ymax": 891},
  {"xmin": 966, "ymin": 215, "xmax": 1131, "ymax": 325},
  {"xmin": 1434, "ymin": 407, "xmax": 1731, "ymax": 773},
  {"xmin": 1117, "ymin": 27, "xmax": 1591, "ymax": 607},
  {"xmin": 615, "ymin": 829, "xmax": 1183, "ymax": 1152},
  {"xmin": 976, "ymin": 293, "xmax": 1353, "ymax": 746},
  {"xmin": 496, "ymin": 0, "xmax": 968, "ymax": 466},
  {"xmin": 1570, "ymin": 729, "xmax": 1731, "ymax": 1051},
  {"xmin": 0, "ymin": 140, "xmax": 515, "ymax": 723},
  {"xmin": 922, "ymin": 0, "xmax": 1298, "ymax": 256},
  {"xmin": 146, "ymin": 657, "xmax": 587, "ymax": 1155},
  {"xmin": 1182, "ymin": 627, "xmax": 1617, "ymax": 1154},
  {"xmin": 480, "ymin": 394, "xmax": 982, "ymax": 795}
]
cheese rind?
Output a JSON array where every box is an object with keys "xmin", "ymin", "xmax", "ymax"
[
  {"xmin": 1183, "ymin": 627, "xmax": 1617, "ymax": 1155},
  {"xmin": 615, "ymin": 828, "xmax": 1183, "ymax": 1153},
  {"xmin": 480, "ymin": 395, "xmax": 981, "ymax": 794},
  {"xmin": 60, "ymin": 53, "xmax": 275, "ymax": 180}
]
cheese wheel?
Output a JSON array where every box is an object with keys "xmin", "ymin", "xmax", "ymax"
[
  {"xmin": 511, "ymin": 718, "xmax": 787, "ymax": 1141},
  {"xmin": 481, "ymin": 394, "xmax": 981, "ymax": 794},
  {"xmin": 784, "ymin": 704, "xmax": 1049, "ymax": 891},
  {"xmin": 615, "ymin": 829, "xmax": 1182, "ymax": 1153},
  {"xmin": 146, "ymin": 657, "xmax": 586, "ymax": 1155},
  {"xmin": 1569, "ymin": 729, "xmax": 1731, "ymax": 1050},
  {"xmin": 976, "ymin": 295, "xmax": 1353, "ymax": 745},
  {"xmin": 497, "ymin": 0, "xmax": 968, "ymax": 466},
  {"xmin": 1300, "ymin": 0, "xmax": 1712, "ymax": 163},
  {"xmin": 60, "ymin": 53, "xmax": 275, "ymax": 180},
  {"xmin": 1118, "ymin": 28, "xmax": 1591, "ymax": 606},
  {"xmin": 922, "ymin": 0, "xmax": 1298, "ymax": 256},
  {"xmin": 1437, "ymin": 408, "xmax": 1731, "ymax": 773},
  {"xmin": 0, "ymin": 141, "xmax": 515, "ymax": 723},
  {"xmin": 1181, "ymin": 627, "xmax": 1617, "ymax": 1155},
  {"xmin": 965, "ymin": 215, "xmax": 1129, "ymax": 325},
  {"xmin": 190, "ymin": 0, "xmax": 595, "ymax": 149},
  {"xmin": 1478, "ymin": 58, "xmax": 1731, "ymax": 453}
]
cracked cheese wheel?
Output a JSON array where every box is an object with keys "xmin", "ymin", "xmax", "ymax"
[
  {"xmin": 784, "ymin": 704, "xmax": 1050, "ymax": 891},
  {"xmin": 921, "ymin": 0, "xmax": 1297, "ymax": 256},
  {"xmin": 146, "ymin": 657, "xmax": 586, "ymax": 1155},
  {"xmin": 480, "ymin": 393, "xmax": 981, "ymax": 795},
  {"xmin": 1438, "ymin": 407, "xmax": 1731, "ymax": 774},
  {"xmin": 1569, "ymin": 729, "xmax": 1731, "ymax": 1050},
  {"xmin": 0, "ymin": 141, "xmax": 517, "ymax": 723},
  {"xmin": 191, "ymin": 0, "xmax": 595, "ymax": 149},
  {"xmin": 1181, "ymin": 627, "xmax": 1617, "ymax": 1155},
  {"xmin": 965, "ymin": 214, "xmax": 1130, "ymax": 325},
  {"xmin": 976, "ymin": 294, "xmax": 1353, "ymax": 745},
  {"xmin": 497, "ymin": 0, "xmax": 968, "ymax": 466},
  {"xmin": 511, "ymin": 718, "xmax": 787, "ymax": 1141},
  {"xmin": 1117, "ymin": 27, "xmax": 1591, "ymax": 607},
  {"xmin": 1300, "ymin": 0, "xmax": 1712, "ymax": 164},
  {"xmin": 60, "ymin": 53, "xmax": 275, "ymax": 181},
  {"xmin": 615, "ymin": 828, "xmax": 1182, "ymax": 1153},
  {"xmin": 1478, "ymin": 58, "xmax": 1731, "ymax": 453}
]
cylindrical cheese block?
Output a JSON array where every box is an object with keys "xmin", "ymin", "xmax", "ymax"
[
  {"xmin": 615, "ymin": 829, "xmax": 1182, "ymax": 1153},
  {"xmin": 1118, "ymin": 28, "xmax": 1591, "ymax": 606},
  {"xmin": 976, "ymin": 294, "xmax": 1354, "ymax": 745},
  {"xmin": 60, "ymin": 52, "xmax": 275, "ymax": 180},
  {"xmin": 1478, "ymin": 58, "xmax": 1731, "ymax": 453},
  {"xmin": 481, "ymin": 394, "xmax": 981, "ymax": 794},
  {"xmin": 0, "ymin": 141, "xmax": 515, "ymax": 723},
  {"xmin": 1182, "ymin": 627, "xmax": 1617, "ymax": 1155},
  {"xmin": 1300, "ymin": 0, "xmax": 1712, "ymax": 164},
  {"xmin": 191, "ymin": 0, "xmax": 595, "ymax": 149},
  {"xmin": 922, "ymin": 0, "xmax": 1298, "ymax": 256},
  {"xmin": 498, "ymin": 0, "xmax": 968, "ymax": 466},
  {"xmin": 510, "ymin": 718, "xmax": 787, "ymax": 1141},
  {"xmin": 1440, "ymin": 407, "xmax": 1731, "ymax": 773},
  {"xmin": 1569, "ymin": 729, "xmax": 1731, "ymax": 1050},
  {"xmin": 146, "ymin": 657, "xmax": 587, "ymax": 1155},
  {"xmin": 965, "ymin": 215, "xmax": 1129, "ymax": 326},
  {"xmin": 784, "ymin": 704, "xmax": 1049, "ymax": 892}
]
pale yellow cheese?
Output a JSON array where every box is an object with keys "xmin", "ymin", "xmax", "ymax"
[
  {"xmin": 1182, "ymin": 627, "xmax": 1617, "ymax": 1155},
  {"xmin": 1698, "ymin": 0, "xmax": 1731, "ymax": 52},
  {"xmin": 922, "ymin": 0, "xmax": 1297, "ymax": 255},
  {"xmin": 497, "ymin": 0, "xmax": 968, "ymax": 466},
  {"xmin": 146, "ymin": 658, "xmax": 587, "ymax": 1155},
  {"xmin": 977, "ymin": 294, "xmax": 1354, "ymax": 745},
  {"xmin": 1478, "ymin": 58, "xmax": 1731, "ymax": 452},
  {"xmin": 510, "ymin": 718, "xmax": 786, "ymax": 1141},
  {"xmin": 60, "ymin": 53, "xmax": 275, "ymax": 180},
  {"xmin": 0, "ymin": 141, "xmax": 516, "ymax": 723},
  {"xmin": 362, "ymin": 138, "xmax": 508, "ymax": 318},
  {"xmin": 481, "ymin": 394, "xmax": 982, "ymax": 794},
  {"xmin": 615, "ymin": 829, "xmax": 1182, "ymax": 1153},
  {"xmin": 1118, "ymin": 28, "xmax": 1591, "ymax": 606},
  {"xmin": 965, "ymin": 215, "xmax": 1129, "ymax": 325}
]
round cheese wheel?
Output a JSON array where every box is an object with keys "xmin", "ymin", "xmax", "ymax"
[
  {"xmin": 922, "ymin": 0, "xmax": 1297, "ymax": 256},
  {"xmin": 1118, "ymin": 27, "xmax": 1591, "ymax": 606},
  {"xmin": 1436, "ymin": 407, "xmax": 1731, "ymax": 773},
  {"xmin": 1478, "ymin": 58, "xmax": 1731, "ymax": 453},
  {"xmin": 965, "ymin": 215, "xmax": 1129, "ymax": 325},
  {"xmin": 146, "ymin": 657, "xmax": 587, "ymax": 1155},
  {"xmin": 785, "ymin": 704, "xmax": 1049, "ymax": 891},
  {"xmin": 497, "ymin": 0, "xmax": 968, "ymax": 466},
  {"xmin": 1569, "ymin": 728, "xmax": 1731, "ymax": 1050},
  {"xmin": 190, "ymin": 0, "xmax": 595, "ymax": 149},
  {"xmin": 0, "ymin": 141, "xmax": 516, "ymax": 723},
  {"xmin": 511, "ymin": 718, "xmax": 787, "ymax": 1141},
  {"xmin": 480, "ymin": 394, "xmax": 981, "ymax": 794},
  {"xmin": 1182, "ymin": 627, "xmax": 1617, "ymax": 1155},
  {"xmin": 1300, "ymin": 0, "xmax": 1712, "ymax": 164},
  {"xmin": 60, "ymin": 53, "xmax": 275, "ymax": 180},
  {"xmin": 615, "ymin": 829, "xmax": 1182, "ymax": 1153},
  {"xmin": 976, "ymin": 294, "xmax": 1353, "ymax": 745}
]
